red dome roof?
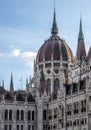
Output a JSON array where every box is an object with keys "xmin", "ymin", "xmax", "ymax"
[
  {"xmin": 36, "ymin": 9, "xmax": 74, "ymax": 63},
  {"xmin": 36, "ymin": 36, "xmax": 74, "ymax": 63}
]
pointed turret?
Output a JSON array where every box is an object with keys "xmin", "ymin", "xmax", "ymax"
[
  {"xmin": 51, "ymin": 8, "xmax": 58, "ymax": 36},
  {"xmin": 10, "ymin": 73, "xmax": 14, "ymax": 95},
  {"xmin": 76, "ymin": 18, "xmax": 86, "ymax": 60}
]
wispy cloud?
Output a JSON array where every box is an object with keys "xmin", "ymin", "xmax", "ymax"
[
  {"xmin": 21, "ymin": 51, "xmax": 37, "ymax": 68},
  {"xmin": 10, "ymin": 49, "xmax": 21, "ymax": 57},
  {"xmin": 0, "ymin": 46, "xmax": 37, "ymax": 70}
]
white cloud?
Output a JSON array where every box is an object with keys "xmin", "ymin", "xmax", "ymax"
[
  {"xmin": 21, "ymin": 51, "xmax": 37, "ymax": 68},
  {"xmin": 10, "ymin": 49, "xmax": 21, "ymax": 57}
]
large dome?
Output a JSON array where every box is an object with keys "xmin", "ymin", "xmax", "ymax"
[
  {"xmin": 36, "ymin": 9, "xmax": 74, "ymax": 64},
  {"xmin": 36, "ymin": 35, "xmax": 73, "ymax": 63}
]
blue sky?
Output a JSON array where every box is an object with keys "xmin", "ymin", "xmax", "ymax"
[{"xmin": 0, "ymin": 0, "xmax": 91, "ymax": 90}]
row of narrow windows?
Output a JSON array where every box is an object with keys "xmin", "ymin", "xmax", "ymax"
[
  {"xmin": 4, "ymin": 110, "xmax": 35, "ymax": 121},
  {"xmin": 65, "ymin": 118, "xmax": 87, "ymax": 128},
  {"xmin": 48, "ymin": 100, "xmax": 86, "ymax": 120},
  {"xmin": 67, "ymin": 100, "xmax": 86, "ymax": 115},
  {"xmin": 4, "ymin": 125, "xmax": 34, "ymax": 130},
  {"xmin": 48, "ymin": 118, "xmax": 87, "ymax": 129}
]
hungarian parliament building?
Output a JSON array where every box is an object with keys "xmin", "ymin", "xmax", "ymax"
[{"xmin": 0, "ymin": 9, "xmax": 91, "ymax": 130}]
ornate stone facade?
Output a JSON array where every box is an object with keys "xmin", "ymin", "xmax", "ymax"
[{"xmin": 0, "ymin": 9, "xmax": 91, "ymax": 130}]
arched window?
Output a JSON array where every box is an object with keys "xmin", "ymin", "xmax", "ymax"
[
  {"xmin": 74, "ymin": 102, "xmax": 76, "ymax": 114},
  {"xmin": 81, "ymin": 118, "xmax": 84, "ymax": 124},
  {"xmin": 21, "ymin": 125, "xmax": 23, "ymax": 130},
  {"xmin": 9, "ymin": 110, "xmax": 12, "ymax": 120},
  {"xmin": 5, "ymin": 125, "xmax": 7, "ymax": 130},
  {"xmin": 21, "ymin": 110, "xmax": 24, "ymax": 120},
  {"xmin": 43, "ymin": 110, "xmax": 46, "ymax": 120},
  {"xmin": 54, "ymin": 79, "xmax": 59, "ymax": 91},
  {"xmin": 32, "ymin": 110, "xmax": 34, "ymax": 121},
  {"xmin": 16, "ymin": 110, "xmax": 19, "ymax": 120},
  {"xmin": 17, "ymin": 125, "xmax": 19, "ymax": 130},
  {"xmin": 70, "ymin": 120, "xmax": 72, "ymax": 126},
  {"xmin": 9, "ymin": 125, "xmax": 12, "ymax": 130},
  {"xmin": 47, "ymin": 79, "xmax": 51, "ymax": 94},
  {"xmin": 4, "ymin": 109, "xmax": 8, "ymax": 120},
  {"xmin": 28, "ymin": 111, "xmax": 31, "ymax": 121},
  {"xmin": 54, "ymin": 108, "xmax": 57, "ymax": 118},
  {"xmin": 76, "ymin": 102, "xmax": 79, "ymax": 113}
]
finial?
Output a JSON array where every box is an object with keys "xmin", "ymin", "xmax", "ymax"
[{"xmin": 51, "ymin": 0, "xmax": 58, "ymax": 36}]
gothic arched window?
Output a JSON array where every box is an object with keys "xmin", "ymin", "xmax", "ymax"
[
  {"xmin": 16, "ymin": 110, "xmax": 19, "ymax": 120},
  {"xmin": 47, "ymin": 79, "xmax": 51, "ymax": 94},
  {"xmin": 43, "ymin": 110, "xmax": 46, "ymax": 120},
  {"xmin": 32, "ymin": 110, "xmax": 34, "ymax": 121},
  {"xmin": 54, "ymin": 79, "xmax": 59, "ymax": 92},
  {"xmin": 21, "ymin": 110, "xmax": 24, "ymax": 120},
  {"xmin": 9, "ymin": 110, "xmax": 12, "ymax": 120},
  {"xmin": 5, "ymin": 109, "xmax": 8, "ymax": 120},
  {"xmin": 28, "ymin": 111, "xmax": 31, "ymax": 121}
]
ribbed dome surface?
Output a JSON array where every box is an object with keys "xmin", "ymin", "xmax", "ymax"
[{"xmin": 36, "ymin": 36, "xmax": 73, "ymax": 63}]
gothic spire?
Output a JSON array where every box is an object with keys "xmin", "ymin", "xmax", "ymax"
[
  {"xmin": 10, "ymin": 73, "xmax": 14, "ymax": 94},
  {"xmin": 76, "ymin": 18, "xmax": 86, "ymax": 60},
  {"xmin": 78, "ymin": 17, "xmax": 84, "ymax": 42},
  {"xmin": 51, "ymin": 7, "xmax": 58, "ymax": 36}
]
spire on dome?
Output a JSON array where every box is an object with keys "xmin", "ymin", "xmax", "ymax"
[
  {"xmin": 51, "ymin": 4, "xmax": 58, "ymax": 36},
  {"xmin": 78, "ymin": 17, "xmax": 84, "ymax": 42},
  {"xmin": 10, "ymin": 73, "xmax": 14, "ymax": 94}
]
